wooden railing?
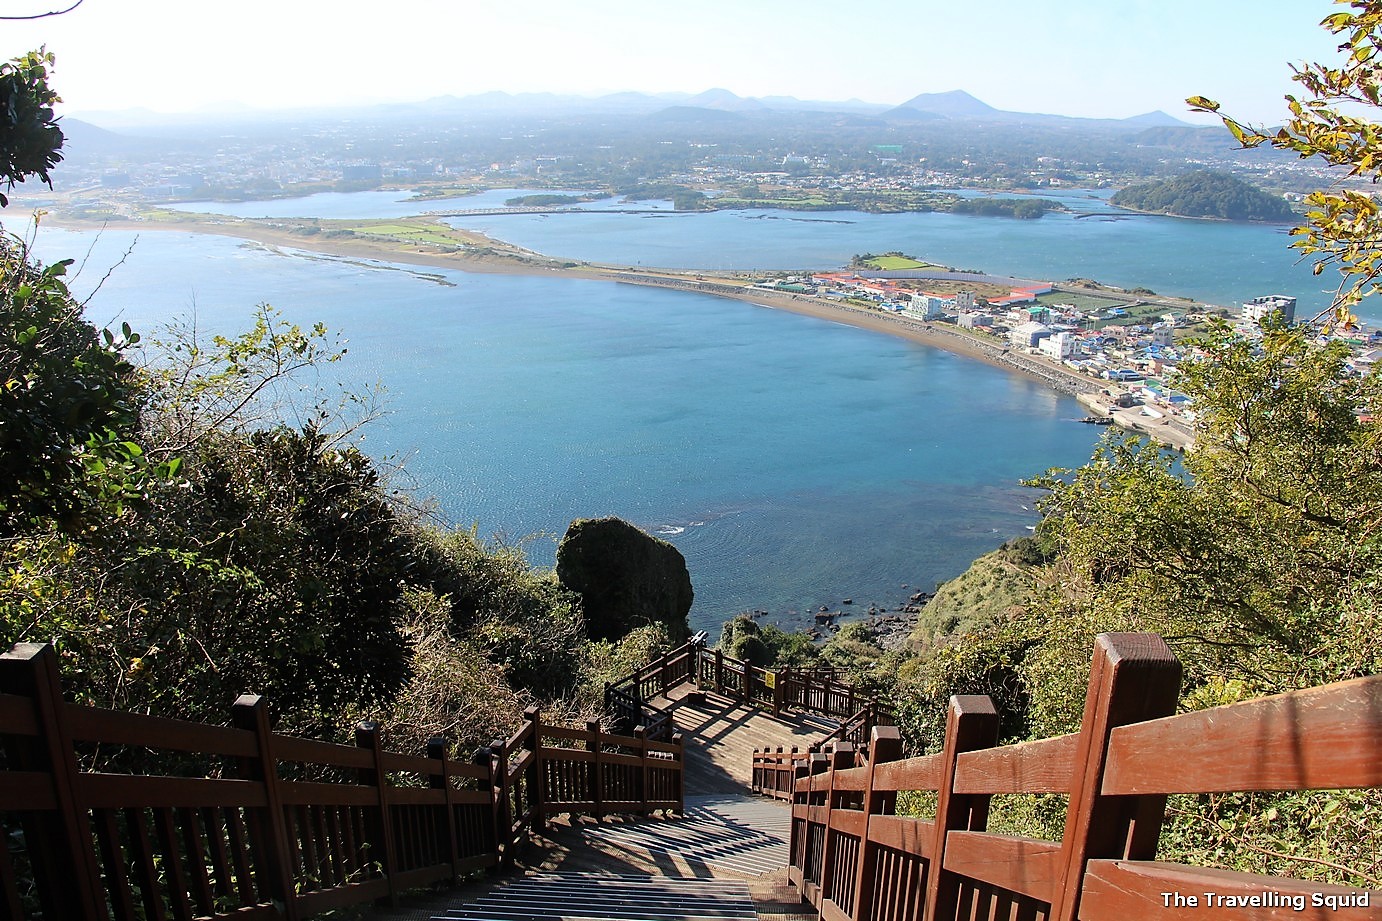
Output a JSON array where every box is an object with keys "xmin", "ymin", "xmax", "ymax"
[
  {"xmin": 0, "ymin": 642, "xmax": 683, "ymax": 921},
  {"xmin": 604, "ymin": 637, "xmax": 892, "ymax": 741},
  {"xmin": 759, "ymin": 633, "xmax": 1382, "ymax": 921}
]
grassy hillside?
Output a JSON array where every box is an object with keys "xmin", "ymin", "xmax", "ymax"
[{"xmin": 907, "ymin": 547, "xmax": 1037, "ymax": 650}]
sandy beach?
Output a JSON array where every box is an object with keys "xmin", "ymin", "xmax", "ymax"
[{"xmin": 46, "ymin": 214, "xmax": 1106, "ymax": 399}]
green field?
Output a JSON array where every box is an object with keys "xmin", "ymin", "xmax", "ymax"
[
  {"xmin": 342, "ymin": 222, "xmax": 464, "ymax": 246},
  {"xmin": 866, "ymin": 255, "xmax": 933, "ymax": 270}
]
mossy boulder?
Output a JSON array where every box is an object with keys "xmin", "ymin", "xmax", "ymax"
[{"xmin": 555, "ymin": 517, "xmax": 693, "ymax": 642}]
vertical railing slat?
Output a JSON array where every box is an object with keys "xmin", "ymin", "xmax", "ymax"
[{"xmin": 177, "ymin": 805, "xmax": 216, "ymax": 916}]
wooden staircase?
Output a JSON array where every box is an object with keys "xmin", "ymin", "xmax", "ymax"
[
  {"xmin": 577, "ymin": 795, "xmax": 790, "ymax": 877},
  {"xmin": 0, "ymin": 639, "xmax": 856, "ymax": 921},
  {"xmin": 429, "ymin": 874, "xmax": 757, "ymax": 921},
  {"xmin": 364, "ymin": 690, "xmax": 829, "ymax": 921},
  {"xmin": 6, "ymin": 634, "xmax": 1374, "ymax": 921}
]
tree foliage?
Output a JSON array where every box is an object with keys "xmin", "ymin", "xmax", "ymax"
[
  {"xmin": 853, "ymin": 320, "xmax": 1382, "ymax": 881},
  {"xmin": 0, "ymin": 49, "xmax": 62, "ymax": 207},
  {"xmin": 1110, "ymin": 170, "xmax": 1294, "ymax": 221},
  {"xmin": 1189, "ymin": 0, "xmax": 1382, "ymax": 318},
  {"xmin": 948, "ymin": 197, "xmax": 1060, "ymax": 219},
  {"xmin": 0, "ymin": 236, "xmax": 162, "ymax": 535}
]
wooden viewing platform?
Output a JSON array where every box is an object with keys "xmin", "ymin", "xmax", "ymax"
[{"xmin": 1, "ymin": 636, "xmax": 1378, "ymax": 921}]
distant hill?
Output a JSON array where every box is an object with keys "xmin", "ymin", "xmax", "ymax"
[
  {"xmin": 876, "ymin": 92, "xmax": 1203, "ymax": 132},
  {"xmin": 1111, "ymin": 170, "xmax": 1296, "ymax": 222},
  {"xmin": 1122, "ymin": 110, "xmax": 1193, "ymax": 127},
  {"xmin": 685, "ymin": 88, "xmax": 767, "ymax": 113},
  {"xmin": 887, "ymin": 90, "xmax": 998, "ymax": 119}
]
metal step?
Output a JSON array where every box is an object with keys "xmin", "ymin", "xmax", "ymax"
[{"xmin": 433, "ymin": 873, "xmax": 757, "ymax": 921}]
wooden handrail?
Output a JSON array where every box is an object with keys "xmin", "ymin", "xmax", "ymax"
[
  {"xmin": 761, "ymin": 633, "xmax": 1382, "ymax": 921},
  {"xmin": 0, "ymin": 641, "xmax": 686, "ymax": 921},
  {"xmin": 604, "ymin": 638, "xmax": 891, "ymax": 746}
]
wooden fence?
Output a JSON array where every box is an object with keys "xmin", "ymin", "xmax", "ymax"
[
  {"xmin": 605, "ymin": 638, "xmax": 892, "ymax": 741},
  {"xmin": 756, "ymin": 632, "xmax": 1382, "ymax": 921},
  {"xmin": 0, "ymin": 642, "xmax": 683, "ymax": 921}
]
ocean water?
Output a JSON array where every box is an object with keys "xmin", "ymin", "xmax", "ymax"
[
  {"xmin": 174, "ymin": 187, "xmax": 1357, "ymax": 321},
  {"xmin": 22, "ymin": 189, "xmax": 1351, "ymax": 633},
  {"xmin": 29, "ymin": 226, "xmax": 1102, "ymax": 633}
]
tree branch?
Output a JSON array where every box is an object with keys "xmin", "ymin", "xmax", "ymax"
[{"xmin": 0, "ymin": 0, "xmax": 84, "ymax": 19}]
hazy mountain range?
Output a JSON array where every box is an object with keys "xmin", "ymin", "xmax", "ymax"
[{"xmin": 71, "ymin": 88, "xmax": 1196, "ymax": 132}]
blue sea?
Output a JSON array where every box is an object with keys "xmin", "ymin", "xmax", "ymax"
[{"xmin": 19, "ymin": 190, "xmax": 1349, "ymax": 633}]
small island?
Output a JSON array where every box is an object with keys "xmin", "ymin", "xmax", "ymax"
[
  {"xmin": 673, "ymin": 188, "xmax": 1064, "ymax": 217},
  {"xmin": 1110, "ymin": 169, "xmax": 1295, "ymax": 222}
]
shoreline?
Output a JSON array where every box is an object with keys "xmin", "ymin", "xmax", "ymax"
[{"xmin": 44, "ymin": 214, "xmax": 1112, "ymax": 401}]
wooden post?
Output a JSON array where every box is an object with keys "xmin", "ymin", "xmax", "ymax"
[
  {"xmin": 817, "ymin": 743, "xmax": 854, "ymax": 907},
  {"xmin": 427, "ymin": 737, "xmax": 459, "ymax": 880},
  {"xmin": 788, "ymin": 755, "xmax": 813, "ymax": 890},
  {"xmin": 850, "ymin": 726, "xmax": 903, "ymax": 921},
  {"xmin": 472, "ymin": 745, "xmax": 501, "ymax": 873},
  {"xmin": 714, "ymin": 649, "xmax": 724, "ymax": 695},
  {"xmin": 923, "ymin": 695, "xmax": 1000, "ymax": 921},
  {"xmin": 634, "ymin": 725, "xmax": 650, "ymax": 815},
  {"xmin": 229, "ymin": 694, "xmax": 299, "ymax": 921},
  {"xmin": 522, "ymin": 708, "xmax": 546, "ymax": 833},
  {"xmin": 490, "ymin": 736, "xmax": 513, "ymax": 866},
  {"xmin": 802, "ymin": 751, "xmax": 833, "ymax": 906},
  {"xmin": 586, "ymin": 720, "xmax": 604, "ymax": 817},
  {"xmin": 0, "ymin": 643, "xmax": 106, "ymax": 921},
  {"xmin": 1048, "ymin": 633, "xmax": 1182, "ymax": 921},
  {"xmin": 785, "ymin": 746, "xmax": 798, "ymax": 800},
  {"xmin": 672, "ymin": 731, "xmax": 686, "ymax": 815},
  {"xmin": 355, "ymin": 721, "xmax": 399, "ymax": 906}
]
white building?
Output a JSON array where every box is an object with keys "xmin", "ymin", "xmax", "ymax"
[
  {"xmin": 1010, "ymin": 321, "xmax": 1053, "ymax": 349},
  {"xmin": 955, "ymin": 291, "xmax": 976, "ymax": 310},
  {"xmin": 909, "ymin": 294, "xmax": 945, "ymax": 319},
  {"xmin": 1243, "ymin": 295, "xmax": 1297, "ymax": 325},
  {"xmin": 1150, "ymin": 324, "xmax": 1175, "ymax": 347},
  {"xmin": 1039, "ymin": 331, "xmax": 1075, "ymax": 359}
]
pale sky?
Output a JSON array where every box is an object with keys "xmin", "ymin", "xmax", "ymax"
[{"xmin": 1, "ymin": 0, "xmax": 1348, "ymax": 125}]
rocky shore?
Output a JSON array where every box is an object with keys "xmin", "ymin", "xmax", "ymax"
[{"xmin": 745, "ymin": 585, "xmax": 934, "ymax": 650}]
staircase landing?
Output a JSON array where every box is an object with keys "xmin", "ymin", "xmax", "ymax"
[{"xmin": 660, "ymin": 686, "xmax": 838, "ymax": 796}]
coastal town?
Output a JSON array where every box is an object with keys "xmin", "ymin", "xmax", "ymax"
[{"xmin": 748, "ymin": 270, "xmax": 1382, "ymax": 452}]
